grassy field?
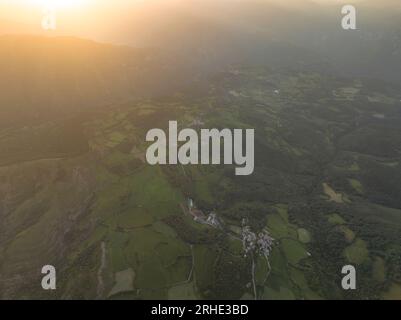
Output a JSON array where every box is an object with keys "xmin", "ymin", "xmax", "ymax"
[
  {"xmin": 343, "ymin": 239, "xmax": 369, "ymax": 265},
  {"xmin": 2, "ymin": 68, "xmax": 401, "ymax": 300}
]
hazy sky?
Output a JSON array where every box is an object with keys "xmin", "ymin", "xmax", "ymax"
[
  {"xmin": 0, "ymin": 0, "xmax": 386, "ymax": 24},
  {"xmin": 1, "ymin": 0, "xmax": 399, "ymax": 44}
]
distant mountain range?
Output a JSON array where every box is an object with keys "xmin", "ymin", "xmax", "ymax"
[
  {"xmin": 0, "ymin": 35, "xmax": 193, "ymax": 128},
  {"xmin": 86, "ymin": 0, "xmax": 401, "ymax": 84}
]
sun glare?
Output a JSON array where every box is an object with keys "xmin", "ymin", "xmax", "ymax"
[
  {"xmin": 30, "ymin": 0, "xmax": 87, "ymax": 10},
  {"xmin": 24, "ymin": 0, "xmax": 91, "ymax": 30}
]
